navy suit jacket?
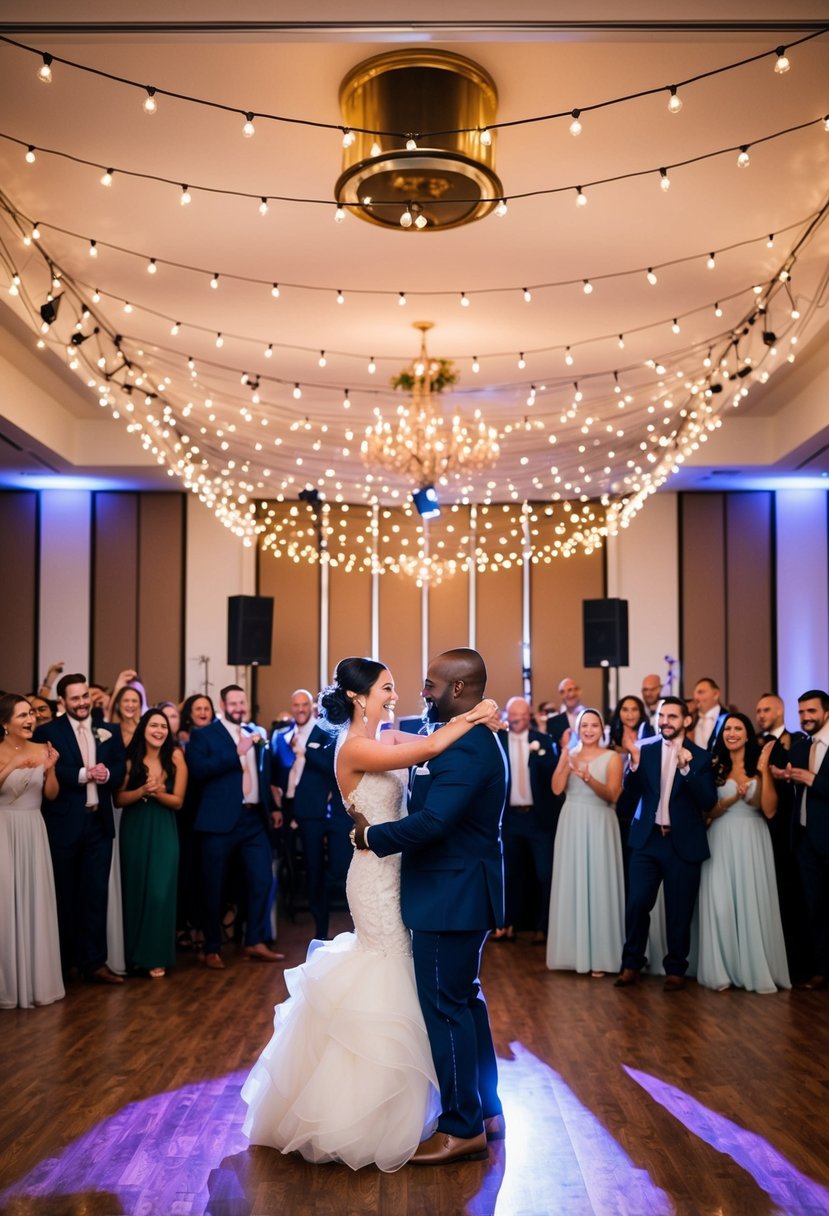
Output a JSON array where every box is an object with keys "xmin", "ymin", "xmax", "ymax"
[
  {"xmin": 271, "ymin": 723, "xmax": 347, "ymax": 824},
  {"xmin": 368, "ymin": 724, "xmax": 507, "ymax": 932},
  {"xmin": 626, "ymin": 735, "xmax": 716, "ymax": 863},
  {"xmin": 34, "ymin": 715, "xmax": 126, "ymax": 843},
  {"xmin": 789, "ymin": 732, "xmax": 829, "ymax": 855},
  {"xmin": 187, "ymin": 719, "xmax": 273, "ymax": 834},
  {"xmin": 497, "ymin": 728, "xmax": 559, "ymax": 831}
]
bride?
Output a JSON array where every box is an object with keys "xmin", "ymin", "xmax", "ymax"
[{"xmin": 241, "ymin": 656, "xmax": 498, "ymax": 1172}]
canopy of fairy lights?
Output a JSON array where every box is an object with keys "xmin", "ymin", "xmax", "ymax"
[{"xmin": 0, "ymin": 23, "xmax": 828, "ymax": 576}]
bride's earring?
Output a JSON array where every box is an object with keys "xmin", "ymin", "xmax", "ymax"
[{"xmin": 358, "ymin": 700, "xmax": 368, "ymax": 726}]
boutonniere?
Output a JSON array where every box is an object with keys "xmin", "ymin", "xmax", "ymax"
[
  {"xmin": 92, "ymin": 727, "xmax": 111, "ymax": 744},
  {"xmin": 246, "ymin": 732, "xmax": 266, "ymax": 748},
  {"xmin": 528, "ymin": 740, "xmax": 546, "ymax": 756}
]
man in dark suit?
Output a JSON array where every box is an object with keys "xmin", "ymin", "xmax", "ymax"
[
  {"xmin": 615, "ymin": 695, "xmax": 716, "ymax": 991},
  {"xmin": 187, "ymin": 683, "xmax": 282, "ymax": 970},
  {"xmin": 692, "ymin": 676, "xmax": 729, "ymax": 751},
  {"xmin": 545, "ymin": 676, "xmax": 585, "ymax": 745},
  {"xmin": 496, "ymin": 695, "xmax": 559, "ymax": 943},
  {"xmin": 34, "ymin": 672, "xmax": 127, "ymax": 984},
  {"xmin": 353, "ymin": 648, "xmax": 507, "ymax": 1165},
  {"xmin": 772, "ymin": 688, "xmax": 829, "ymax": 990},
  {"xmin": 271, "ymin": 688, "xmax": 350, "ymax": 940}
]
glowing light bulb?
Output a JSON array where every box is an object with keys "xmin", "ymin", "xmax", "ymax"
[
  {"xmin": 264, "ymin": 344, "xmax": 273, "ymax": 357},
  {"xmin": 576, "ymin": 187, "xmax": 587, "ymax": 207},
  {"xmin": 517, "ymin": 353, "xmax": 526, "ymax": 369},
  {"xmin": 774, "ymin": 46, "xmax": 790, "ymax": 74},
  {"xmin": 318, "ymin": 351, "xmax": 327, "ymax": 367},
  {"xmin": 259, "ymin": 197, "xmax": 269, "ymax": 216},
  {"xmin": 583, "ymin": 279, "xmax": 593, "ymax": 294},
  {"xmin": 618, "ymin": 335, "xmax": 625, "ymax": 349},
  {"xmin": 293, "ymin": 384, "xmax": 302, "ymax": 399},
  {"xmin": 406, "ymin": 136, "xmax": 417, "ymax": 150},
  {"xmin": 472, "ymin": 357, "xmax": 480, "ymax": 373},
  {"xmin": 460, "ymin": 292, "xmax": 469, "ymax": 307},
  {"xmin": 180, "ymin": 185, "xmax": 192, "ymax": 205},
  {"xmin": 342, "ymin": 127, "xmax": 355, "ymax": 148},
  {"xmin": 495, "ymin": 198, "xmax": 508, "ymax": 217},
  {"xmin": 414, "ymin": 213, "xmax": 428, "ymax": 229},
  {"xmin": 38, "ymin": 54, "xmax": 52, "ymax": 83},
  {"xmin": 89, "ymin": 240, "xmax": 98, "ymax": 257},
  {"xmin": 215, "ymin": 333, "xmax": 224, "ymax": 348},
  {"xmin": 25, "ymin": 145, "xmax": 36, "ymax": 164},
  {"xmin": 101, "ymin": 169, "xmax": 113, "ymax": 187},
  {"xmin": 672, "ymin": 319, "xmax": 681, "ymax": 334},
  {"xmin": 271, "ymin": 283, "xmax": 280, "ymax": 298},
  {"xmin": 243, "ymin": 112, "xmax": 255, "ymax": 138},
  {"xmin": 123, "ymin": 301, "xmax": 133, "ymax": 313},
  {"xmin": 210, "ymin": 273, "xmax": 219, "ymax": 289},
  {"xmin": 147, "ymin": 258, "xmax": 157, "ymax": 274},
  {"xmin": 714, "ymin": 302, "xmax": 723, "ymax": 317},
  {"xmin": 143, "ymin": 87, "xmax": 157, "ymax": 114},
  {"xmin": 659, "ymin": 168, "xmax": 671, "ymax": 191},
  {"xmin": 767, "ymin": 233, "xmax": 775, "ymax": 248},
  {"xmin": 737, "ymin": 146, "xmax": 750, "ymax": 168},
  {"xmin": 334, "ymin": 206, "xmax": 345, "ymax": 223},
  {"xmin": 342, "ymin": 390, "xmax": 350, "ymax": 408},
  {"xmin": 400, "ymin": 205, "xmax": 413, "ymax": 228},
  {"xmin": 646, "ymin": 268, "xmax": 658, "ymax": 286},
  {"xmin": 368, "ymin": 358, "xmax": 376, "ymax": 374},
  {"xmin": 399, "ymin": 292, "xmax": 407, "ymax": 306},
  {"xmin": 170, "ymin": 321, "xmax": 180, "ymax": 335},
  {"xmin": 564, "ymin": 348, "xmax": 574, "ymax": 366},
  {"xmin": 370, "ymin": 140, "xmax": 382, "ymax": 157},
  {"xmin": 569, "ymin": 109, "xmax": 582, "ymax": 136},
  {"xmin": 523, "ymin": 288, "xmax": 532, "ymax": 303},
  {"xmin": 336, "ymin": 290, "xmax": 345, "ymax": 304},
  {"xmin": 667, "ymin": 86, "xmax": 683, "ymax": 113},
  {"xmin": 706, "ymin": 253, "xmax": 717, "ymax": 270}
]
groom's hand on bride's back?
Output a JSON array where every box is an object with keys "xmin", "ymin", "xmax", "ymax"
[{"xmin": 350, "ymin": 809, "xmax": 370, "ymax": 849}]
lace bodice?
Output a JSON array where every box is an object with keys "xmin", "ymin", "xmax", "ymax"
[
  {"xmin": 0, "ymin": 765, "xmax": 45, "ymax": 811},
  {"xmin": 345, "ymin": 769, "xmax": 412, "ymax": 956}
]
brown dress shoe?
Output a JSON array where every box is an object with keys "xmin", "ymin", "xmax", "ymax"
[
  {"xmin": 484, "ymin": 1114, "xmax": 506, "ymax": 1141},
  {"xmin": 412, "ymin": 1131, "xmax": 488, "ymax": 1165},
  {"xmin": 88, "ymin": 965, "xmax": 124, "ymax": 985},
  {"xmin": 795, "ymin": 974, "xmax": 827, "ymax": 990},
  {"xmin": 244, "ymin": 944, "xmax": 285, "ymax": 963},
  {"xmin": 204, "ymin": 952, "xmax": 225, "ymax": 970},
  {"xmin": 614, "ymin": 968, "xmax": 638, "ymax": 988},
  {"xmin": 663, "ymin": 975, "xmax": 686, "ymax": 992}
]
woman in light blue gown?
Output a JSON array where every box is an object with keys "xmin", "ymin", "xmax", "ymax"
[
  {"xmin": 697, "ymin": 712, "xmax": 789, "ymax": 993},
  {"xmin": 547, "ymin": 709, "xmax": 624, "ymax": 977}
]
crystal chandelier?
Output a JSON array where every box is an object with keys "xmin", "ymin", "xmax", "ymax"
[{"xmin": 361, "ymin": 322, "xmax": 500, "ymax": 488}]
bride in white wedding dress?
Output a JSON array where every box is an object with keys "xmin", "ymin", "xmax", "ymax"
[{"xmin": 241, "ymin": 657, "xmax": 498, "ymax": 1172}]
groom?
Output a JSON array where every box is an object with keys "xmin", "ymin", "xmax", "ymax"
[{"xmin": 352, "ymin": 648, "xmax": 507, "ymax": 1164}]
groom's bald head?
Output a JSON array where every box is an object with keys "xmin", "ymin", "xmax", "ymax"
[{"xmin": 423, "ymin": 648, "xmax": 487, "ymax": 719}]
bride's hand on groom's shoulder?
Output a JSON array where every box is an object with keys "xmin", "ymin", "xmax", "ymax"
[{"xmin": 466, "ymin": 699, "xmax": 503, "ymax": 732}]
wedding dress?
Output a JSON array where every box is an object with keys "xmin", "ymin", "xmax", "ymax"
[{"xmin": 241, "ymin": 768, "xmax": 439, "ymax": 1171}]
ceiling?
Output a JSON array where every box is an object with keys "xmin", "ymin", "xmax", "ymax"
[{"xmin": 1, "ymin": 3, "xmax": 828, "ymax": 543}]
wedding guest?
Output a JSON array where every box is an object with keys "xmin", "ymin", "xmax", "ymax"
[
  {"xmin": 110, "ymin": 685, "xmax": 144, "ymax": 750},
  {"xmin": 640, "ymin": 674, "xmax": 663, "ymax": 726},
  {"xmin": 179, "ymin": 694, "xmax": 216, "ymax": 745},
  {"xmin": 175, "ymin": 693, "xmax": 216, "ymax": 950},
  {"xmin": 692, "ymin": 677, "xmax": 728, "ymax": 750},
  {"xmin": 697, "ymin": 713, "xmax": 789, "ymax": 992},
  {"xmin": 0, "ymin": 694, "xmax": 65, "ymax": 1008},
  {"xmin": 158, "ymin": 700, "xmax": 182, "ymax": 741},
  {"xmin": 28, "ymin": 694, "xmax": 54, "ymax": 725},
  {"xmin": 547, "ymin": 710, "xmax": 624, "ymax": 977},
  {"xmin": 33, "ymin": 673, "xmax": 127, "ymax": 984},
  {"xmin": 105, "ymin": 682, "xmax": 144, "ymax": 976},
  {"xmin": 608, "ymin": 695, "xmax": 655, "ymax": 889},
  {"xmin": 546, "ymin": 677, "xmax": 586, "ymax": 744},
  {"xmin": 116, "ymin": 710, "xmax": 186, "ymax": 978},
  {"xmin": 495, "ymin": 696, "xmax": 559, "ymax": 944}
]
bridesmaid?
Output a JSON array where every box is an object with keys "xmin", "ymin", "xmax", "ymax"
[
  {"xmin": 116, "ymin": 709, "xmax": 187, "ymax": 977},
  {"xmin": 547, "ymin": 710, "xmax": 625, "ymax": 977},
  {"xmin": 0, "ymin": 694, "xmax": 64, "ymax": 1008},
  {"xmin": 697, "ymin": 712, "xmax": 789, "ymax": 993}
]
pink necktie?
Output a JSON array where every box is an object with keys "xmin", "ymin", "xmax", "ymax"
[{"xmin": 79, "ymin": 722, "xmax": 99, "ymax": 808}]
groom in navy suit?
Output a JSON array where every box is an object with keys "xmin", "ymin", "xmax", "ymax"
[
  {"xmin": 353, "ymin": 648, "xmax": 507, "ymax": 1165},
  {"xmin": 615, "ymin": 695, "xmax": 716, "ymax": 991},
  {"xmin": 35, "ymin": 673, "xmax": 127, "ymax": 983}
]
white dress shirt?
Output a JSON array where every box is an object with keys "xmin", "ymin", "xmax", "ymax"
[
  {"xmin": 286, "ymin": 719, "xmax": 315, "ymax": 798},
  {"xmin": 222, "ymin": 719, "xmax": 259, "ymax": 804},
  {"xmin": 508, "ymin": 730, "xmax": 532, "ymax": 806}
]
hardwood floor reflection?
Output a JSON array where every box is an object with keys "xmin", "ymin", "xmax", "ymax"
[{"xmin": 1, "ymin": 916, "xmax": 828, "ymax": 1215}]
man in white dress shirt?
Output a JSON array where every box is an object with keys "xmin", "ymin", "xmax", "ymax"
[{"xmin": 692, "ymin": 677, "xmax": 728, "ymax": 751}]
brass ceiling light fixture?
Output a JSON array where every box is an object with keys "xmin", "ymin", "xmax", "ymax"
[{"xmin": 335, "ymin": 50, "xmax": 503, "ymax": 231}]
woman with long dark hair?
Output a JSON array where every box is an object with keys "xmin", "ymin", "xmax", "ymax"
[
  {"xmin": 242, "ymin": 655, "xmax": 499, "ymax": 1172},
  {"xmin": 0, "ymin": 694, "xmax": 64, "ymax": 1008},
  {"xmin": 116, "ymin": 709, "xmax": 187, "ymax": 977},
  {"xmin": 697, "ymin": 712, "xmax": 789, "ymax": 992},
  {"xmin": 608, "ymin": 695, "xmax": 655, "ymax": 887}
]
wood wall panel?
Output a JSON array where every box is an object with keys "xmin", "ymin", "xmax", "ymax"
[
  {"xmin": 328, "ymin": 565, "xmax": 372, "ymax": 683},
  {"xmin": 529, "ymin": 537, "xmax": 604, "ymax": 713},
  {"xmin": 256, "ymin": 549, "xmax": 320, "ymax": 722},
  {"xmin": 92, "ymin": 493, "xmax": 138, "ymax": 689},
  {"xmin": 680, "ymin": 493, "xmax": 727, "ymax": 699},
  {"xmin": 0, "ymin": 490, "xmax": 37, "ymax": 693},
  {"xmin": 725, "ymin": 492, "xmax": 773, "ymax": 712},
  {"xmin": 137, "ymin": 493, "xmax": 185, "ymax": 703}
]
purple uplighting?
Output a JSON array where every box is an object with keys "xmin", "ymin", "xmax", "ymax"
[{"xmin": 625, "ymin": 1065, "xmax": 829, "ymax": 1214}]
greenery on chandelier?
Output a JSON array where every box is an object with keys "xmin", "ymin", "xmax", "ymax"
[{"xmin": 391, "ymin": 358, "xmax": 459, "ymax": 394}]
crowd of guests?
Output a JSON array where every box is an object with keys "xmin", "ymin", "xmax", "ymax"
[
  {"xmin": 2, "ymin": 662, "xmax": 827, "ymax": 1009},
  {"xmin": 499, "ymin": 674, "xmax": 829, "ymax": 995},
  {"xmin": 0, "ymin": 666, "xmax": 349, "ymax": 1008}
]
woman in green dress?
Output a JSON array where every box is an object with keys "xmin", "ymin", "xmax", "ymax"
[{"xmin": 117, "ymin": 709, "xmax": 187, "ymax": 977}]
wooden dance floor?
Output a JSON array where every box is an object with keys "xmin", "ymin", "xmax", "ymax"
[{"xmin": 1, "ymin": 913, "xmax": 828, "ymax": 1216}]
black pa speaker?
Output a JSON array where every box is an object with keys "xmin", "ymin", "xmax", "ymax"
[
  {"xmin": 583, "ymin": 598, "xmax": 629, "ymax": 668},
  {"xmin": 227, "ymin": 595, "xmax": 274, "ymax": 666}
]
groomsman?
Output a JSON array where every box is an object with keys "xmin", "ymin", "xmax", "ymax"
[
  {"xmin": 546, "ymin": 677, "xmax": 585, "ymax": 745},
  {"xmin": 615, "ymin": 696, "xmax": 716, "ymax": 991},
  {"xmin": 692, "ymin": 677, "xmax": 728, "ymax": 750},
  {"xmin": 271, "ymin": 689, "xmax": 350, "ymax": 940},
  {"xmin": 188, "ymin": 684, "xmax": 282, "ymax": 970},
  {"xmin": 773, "ymin": 689, "xmax": 829, "ymax": 990},
  {"xmin": 496, "ymin": 697, "xmax": 559, "ymax": 943},
  {"xmin": 35, "ymin": 673, "xmax": 127, "ymax": 984},
  {"xmin": 640, "ymin": 674, "xmax": 663, "ymax": 727}
]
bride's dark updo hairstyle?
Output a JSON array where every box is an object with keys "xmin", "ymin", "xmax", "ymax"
[{"xmin": 318, "ymin": 657, "xmax": 387, "ymax": 726}]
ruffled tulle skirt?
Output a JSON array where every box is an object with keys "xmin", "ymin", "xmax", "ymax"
[{"xmin": 241, "ymin": 931, "xmax": 439, "ymax": 1171}]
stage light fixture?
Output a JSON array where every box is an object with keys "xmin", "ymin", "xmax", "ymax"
[{"xmin": 412, "ymin": 485, "xmax": 441, "ymax": 519}]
